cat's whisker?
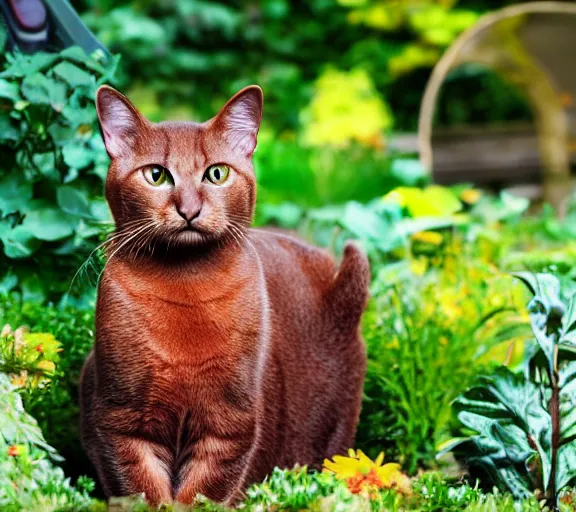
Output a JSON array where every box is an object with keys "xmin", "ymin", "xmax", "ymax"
[
  {"xmin": 65, "ymin": 225, "xmax": 146, "ymax": 300},
  {"xmin": 106, "ymin": 223, "xmax": 154, "ymax": 265},
  {"xmin": 226, "ymin": 222, "xmax": 248, "ymax": 249},
  {"xmin": 128, "ymin": 224, "xmax": 159, "ymax": 261},
  {"xmin": 226, "ymin": 226, "xmax": 242, "ymax": 248}
]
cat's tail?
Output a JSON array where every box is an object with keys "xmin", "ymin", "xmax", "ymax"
[{"xmin": 325, "ymin": 241, "xmax": 370, "ymax": 327}]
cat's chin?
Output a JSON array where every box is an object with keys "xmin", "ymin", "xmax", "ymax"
[{"xmin": 174, "ymin": 229, "xmax": 212, "ymax": 246}]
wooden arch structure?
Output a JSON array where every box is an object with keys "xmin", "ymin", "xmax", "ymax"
[{"xmin": 418, "ymin": 2, "xmax": 576, "ymax": 212}]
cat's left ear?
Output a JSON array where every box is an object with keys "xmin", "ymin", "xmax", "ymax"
[
  {"xmin": 213, "ymin": 86, "xmax": 263, "ymax": 158},
  {"xmin": 96, "ymin": 85, "xmax": 147, "ymax": 159}
]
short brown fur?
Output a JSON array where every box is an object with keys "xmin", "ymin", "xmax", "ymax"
[{"xmin": 80, "ymin": 85, "xmax": 370, "ymax": 506}]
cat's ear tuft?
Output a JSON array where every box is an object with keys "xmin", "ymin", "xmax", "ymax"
[
  {"xmin": 96, "ymin": 85, "xmax": 145, "ymax": 159},
  {"xmin": 215, "ymin": 86, "xmax": 263, "ymax": 158}
]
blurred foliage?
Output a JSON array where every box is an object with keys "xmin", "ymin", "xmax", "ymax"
[
  {"xmin": 301, "ymin": 68, "xmax": 391, "ymax": 148},
  {"xmin": 0, "ymin": 0, "xmax": 567, "ymax": 508},
  {"xmin": 0, "ymin": 325, "xmax": 61, "ymax": 392},
  {"xmin": 73, "ymin": 0, "xmax": 532, "ymax": 134},
  {"xmin": 0, "ymin": 47, "xmax": 114, "ymax": 306}
]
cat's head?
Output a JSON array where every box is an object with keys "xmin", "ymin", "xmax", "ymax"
[{"xmin": 96, "ymin": 85, "xmax": 263, "ymax": 258}]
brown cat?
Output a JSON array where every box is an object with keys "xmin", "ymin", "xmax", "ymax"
[{"xmin": 79, "ymin": 85, "xmax": 369, "ymax": 506}]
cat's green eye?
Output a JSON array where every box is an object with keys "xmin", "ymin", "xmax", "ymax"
[
  {"xmin": 143, "ymin": 166, "xmax": 172, "ymax": 187},
  {"xmin": 205, "ymin": 164, "xmax": 230, "ymax": 185}
]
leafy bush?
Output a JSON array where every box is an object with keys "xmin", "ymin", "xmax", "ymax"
[
  {"xmin": 448, "ymin": 273, "xmax": 576, "ymax": 508},
  {"xmin": 0, "ymin": 295, "xmax": 95, "ymax": 482},
  {"xmin": 358, "ymin": 251, "xmax": 530, "ymax": 474},
  {"xmin": 0, "ymin": 47, "xmax": 114, "ymax": 305},
  {"xmin": 0, "ymin": 355, "xmax": 96, "ymax": 511}
]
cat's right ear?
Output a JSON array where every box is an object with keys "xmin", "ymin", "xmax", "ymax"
[{"xmin": 96, "ymin": 86, "xmax": 145, "ymax": 159}]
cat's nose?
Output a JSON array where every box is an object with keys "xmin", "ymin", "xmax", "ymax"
[{"xmin": 176, "ymin": 204, "xmax": 201, "ymax": 223}]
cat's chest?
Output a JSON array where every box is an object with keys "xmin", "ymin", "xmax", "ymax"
[
  {"xmin": 100, "ymin": 262, "xmax": 264, "ymax": 356},
  {"xmin": 138, "ymin": 289, "xmax": 262, "ymax": 363}
]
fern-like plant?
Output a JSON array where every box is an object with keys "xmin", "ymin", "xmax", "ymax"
[{"xmin": 445, "ymin": 273, "xmax": 576, "ymax": 509}]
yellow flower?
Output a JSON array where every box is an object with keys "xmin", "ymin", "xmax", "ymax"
[
  {"xmin": 411, "ymin": 231, "xmax": 443, "ymax": 246},
  {"xmin": 461, "ymin": 188, "xmax": 481, "ymax": 205},
  {"xmin": 36, "ymin": 360, "xmax": 55, "ymax": 373},
  {"xmin": 10, "ymin": 371, "xmax": 27, "ymax": 387},
  {"xmin": 323, "ymin": 449, "xmax": 411, "ymax": 496},
  {"xmin": 301, "ymin": 68, "xmax": 392, "ymax": 148},
  {"xmin": 410, "ymin": 257, "xmax": 428, "ymax": 276}
]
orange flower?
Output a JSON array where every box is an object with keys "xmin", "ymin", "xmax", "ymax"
[
  {"xmin": 7, "ymin": 445, "xmax": 22, "ymax": 457},
  {"xmin": 323, "ymin": 449, "xmax": 411, "ymax": 497}
]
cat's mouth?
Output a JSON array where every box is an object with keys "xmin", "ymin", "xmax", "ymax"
[{"xmin": 175, "ymin": 223, "xmax": 213, "ymax": 245}]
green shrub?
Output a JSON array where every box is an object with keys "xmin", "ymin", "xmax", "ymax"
[
  {"xmin": 447, "ymin": 273, "xmax": 576, "ymax": 509},
  {"xmin": 0, "ymin": 295, "xmax": 95, "ymax": 482},
  {"xmin": 0, "ymin": 47, "xmax": 115, "ymax": 305},
  {"xmin": 357, "ymin": 253, "xmax": 530, "ymax": 474},
  {"xmin": 0, "ymin": 372, "xmax": 96, "ymax": 511}
]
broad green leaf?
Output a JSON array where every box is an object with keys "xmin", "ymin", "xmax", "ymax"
[
  {"xmin": 22, "ymin": 208, "xmax": 76, "ymax": 241},
  {"xmin": 1, "ymin": 225, "xmax": 41, "ymax": 258},
  {"xmin": 0, "ymin": 175, "xmax": 33, "ymax": 214},
  {"xmin": 500, "ymin": 191, "xmax": 530, "ymax": 218},
  {"xmin": 559, "ymin": 361, "xmax": 576, "ymax": 389},
  {"xmin": 21, "ymin": 73, "xmax": 67, "ymax": 111},
  {"xmin": 90, "ymin": 199, "xmax": 112, "ymax": 223},
  {"xmin": 340, "ymin": 202, "xmax": 403, "ymax": 252},
  {"xmin": 513, "ymin": 273, "xmax": 564, "ymax": 366},
  {"xmin": 0, "ymin": 78, "xmax": 20, "ymax": 102},
  {"xmin": 57, "ymin": 186, "xmax": 91, "ymax": 217},
  {"xmin": 62, "ymin": 104, "xmax": 97, "ymax": 126},
  {"xmin": 20, "ymin": 274, "xmax": 47, "ymax": 303},
  {"xmin": 32, "ymin": 152, "xmax": 59, "ymax": 182},
  {"xmin": 62, "ymin": 142, "xmax": 93, "ymax": 169},
  {"xmin": 452, "ymin": 367, "xmax": 551, "ymax": 496},
  {"xmin": 52, "ymin": 61, "xmax": 94, "ymax": 88},
  {"xmin": 390, "ymin": 158, "xmax": 425, "ymax": 186},
  {"xmin": 556, "ymin": 443, "xmax": 576, "ymax": 492},
  {"xmin": 258, "ymin": 202, "xmax": 303, "ymax": 228},
  {"xmin": 0, "ymin": 52, "xmax": 58, "ymax": 78},
  {"xmin": 59, "ymin": 46, "xmax": 108, "ymax": 74},
  {"xmin": 0, "ymin": 113, "xmax": 21, "ymax": 142},
  {"xmin": 563, "ymin": 293, "xmax": 576, "ymax": 344},
  {"xmin": 0, "ymin": 272, "xmax": 17, "ymax": 293}
]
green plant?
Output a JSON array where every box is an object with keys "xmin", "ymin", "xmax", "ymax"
[
  {"xmin": 358, "ymin": 252, "xmax": 530, "ymax": 474},
  {"xmin": 0, "ymin": 324, "xmax": 60, "ymax": 391},
  {"xmin": 0, "ymin": 373, "xmax": 96, "ymax": 511},
  {"xmin": 0, "ymin": 295, "xmax": 95, "ymax": 483},
  {"xmin": 292, "ymin": 186, "xmax": 529, "ymax": 269},
  {"xmin": 447, "ymin": 273, "xmax": 576, "ymax": 509},
  {"xmin": 0, "ymin": 46, "xmax": 115, "ymax": 304}
]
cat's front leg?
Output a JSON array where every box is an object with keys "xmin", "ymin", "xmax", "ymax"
[
  {"xmin": 94, "ymin": 433, "xmax": 173, "ymax": 507},
  {"xmin": 173, "ymin": 437, "xmax": 253, "ymax": 505}
]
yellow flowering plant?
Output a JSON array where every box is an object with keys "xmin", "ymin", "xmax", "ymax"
[
  {"xmin": 301, "ymin": 68, "xmax": 392, "ymax": 149},
  {"xmin": 323, "ymin": 449, "xmax": 411, "ymax": 497},
  {"xmin": 358, "ymin": 242, "xmax": 531, "ymax": 474},
  {"xmin": 0, "ymin": 324, "xmax": 61, "ymax": 390}
]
